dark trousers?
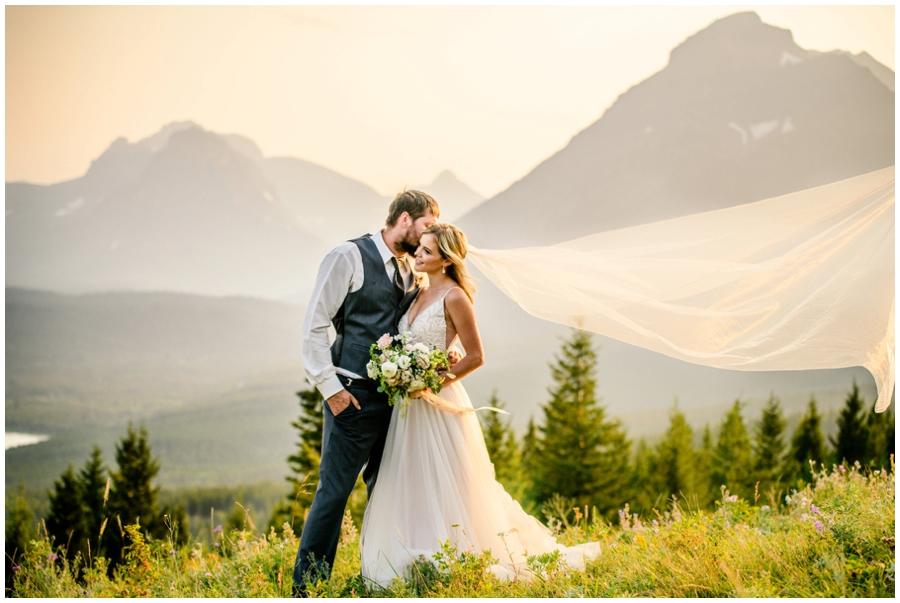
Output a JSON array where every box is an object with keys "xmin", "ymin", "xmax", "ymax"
[{"xmin": 292, "ymin": 382, "xmax": 392, "ymax": 596}]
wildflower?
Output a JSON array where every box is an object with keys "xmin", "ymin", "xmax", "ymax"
[
  {"xmin": 205, "ymin": 571, "xmax": 213, "ymax": 578},
  {"xmin": 12, "ymin": 563, "xmax": 20, "ymax": 572},
  {"xmin": 810, "ymin": 503, "xmax": 821, "ymax": 515},
  {"xmin": 814, "ymin": 520, "xmax": 825, "ymax": 534},
  {"xmin": 725, "ymin": 494, "xmax": 738, "ymax": 503},
  {"xmin": 213, "ymin": 524, "xmax": 223, "ymax": 534},
  {"xmin": 47, "ymin": 552, "xmax": 58, "ymax": 562}
]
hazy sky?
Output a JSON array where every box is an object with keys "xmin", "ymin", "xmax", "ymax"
[{"xmin": 5, "ymin": 4, "xmax": 895, "ymax": 198}]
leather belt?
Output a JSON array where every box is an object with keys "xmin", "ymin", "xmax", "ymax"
[{"xmin": 338, "ymin": 374, "xmax": 381, "ymax": 392}]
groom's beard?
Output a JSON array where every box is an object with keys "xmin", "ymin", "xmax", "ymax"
[{"xmin": 399, "ymin": 238, "xmax": 418, "ymax": 255}]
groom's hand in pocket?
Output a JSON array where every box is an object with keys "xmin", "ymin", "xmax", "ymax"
[{"xmin": 327, "ymin": 389, "xmax": 361, "ymax": 416}]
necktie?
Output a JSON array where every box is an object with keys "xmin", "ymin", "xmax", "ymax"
[{"xmin": 390, "ymin": 257, "xmax": 405, "ymax": 291}]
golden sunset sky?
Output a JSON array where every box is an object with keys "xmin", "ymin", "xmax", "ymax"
[{"xmin": 5, "ymin": 3, "xmax": 895, "ymax": 198}]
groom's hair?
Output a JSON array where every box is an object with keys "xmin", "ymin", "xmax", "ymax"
[{"xmin": 386, "ymin": 190, "xmax": 440, "ymax": 226}]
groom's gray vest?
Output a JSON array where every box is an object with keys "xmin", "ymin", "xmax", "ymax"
[{"xmin": 330, "ymin": 234, "xmax": 418, "ymax": 379}]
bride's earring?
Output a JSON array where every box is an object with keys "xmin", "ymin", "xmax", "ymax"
[{"xmin": 442, "ymin": 265, "xmax": 446, "ymax": 274}]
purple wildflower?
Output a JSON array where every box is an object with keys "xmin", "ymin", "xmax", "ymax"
[
  {"xmin": 213, "ymin": 524, "xmax": 223, "ymax": 534},
  {"xmin": 814, "ymin": 520, "xmax": 825, "ymax": 534},
  {"xmin": 810, "ymin": 504, "xmax": 821, "ymax": 515}
]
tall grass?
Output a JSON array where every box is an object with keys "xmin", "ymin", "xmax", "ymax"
[{"xmin": 10, "ymin": 460, "xmax": 894, "ymax": 597}]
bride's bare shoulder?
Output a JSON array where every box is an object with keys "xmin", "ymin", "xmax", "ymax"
[
  {"xmin": 445, "ymin": 286, "xmax": 472, "ymax": 306},
  {"xmin": 444, "ymin": 286, "xmax": 476, "ymax": 322}
]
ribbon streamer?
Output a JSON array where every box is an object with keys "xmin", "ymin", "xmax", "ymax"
[{"xmin": 414, "ymin": 389, "xmax": 510, "ymax": 416}]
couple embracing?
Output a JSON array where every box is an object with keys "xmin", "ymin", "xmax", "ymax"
[{"xmin": 293, "ymin": 191, "xmax": 599, "ymax": 595}]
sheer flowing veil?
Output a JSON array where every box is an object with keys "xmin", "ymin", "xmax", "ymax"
[{"xmin": 467, "ymin": 166, "xmax": 894, "ymax": 412}]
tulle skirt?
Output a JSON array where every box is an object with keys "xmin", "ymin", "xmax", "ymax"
[{"xmin": 359, "ymin": 379, "xmax": 600, "ymax": 588}]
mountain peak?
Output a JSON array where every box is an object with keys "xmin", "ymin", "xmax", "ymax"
[
  {"xmin": 668, "ymin": 10, "xmax": 800, "ymax": 70},
  {"xmin": 421, "ymin": 170, "xmax": 483, "ymax": 200},
  {"xmin": 417, "ymin": 170, "xmax": 485, "ymax": 221},
  {"xmin": 137, "ymin": 121, "xmax": 205, "ymax": 152},
  {"xmin": 431, "ymin": 169, "xmax": 464, "ymax": 187}
]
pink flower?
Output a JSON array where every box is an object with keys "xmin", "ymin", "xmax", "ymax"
[
  {"xmin": 377, "ymin": 334, "xmax": 393, "ymax": 349},
  {"xmin": 814, "ymin": 520, "xmax": 825, "ymax": 534}
]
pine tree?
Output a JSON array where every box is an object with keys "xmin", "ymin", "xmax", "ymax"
[
  {"xmin": 753, "ymin": 394, "xmax": 788, "ymax": 496},
  {"xmin": 864, "ymin": 400, "xmax": 895, "ymax": 470},
  {"xmin": 520, "ymin": 417, "xmax": 540, "ymax": 508},
  {"xmin": 480, "ymin": 392, "xmax": 519, "ymax": 488},
  {"xmin": 78, "ymin": 446, "xmax": 108, "ymax": 563},
  {"xmin": 830, "ymin": 381, "xmax": 870, "ymax": 464},
  {"xmin": 532, "ymin": 330, "xmax": 631, "ymax": 519},
  {"xmin": 788, "ymin": 397, "xmax": 828, "ymax": 483},
  {"xmin": 521, "ymin": 417, "xmax": 537, "ymax": 473},
  {"xmin": 652, "ymin": 406, "xmax": 700, "ymax": 507},
  {"xmin": 105, "ymin": 423, "xmax": 163, "ymax": 567},
  {"xmin": 269, "ymin": 387, "xmax": 325, "ymax": 534},
  {"xmin": 695, "ymin": 425, "xmax": 716, "ymax": 508},
  {"xmin": 712, "ymin": 400, "xmax": 753, "ymax": 500},
  {"xmin": 45, "ymin": 466, "xmax": 86, "ymax": 561},
  {"xmin": 628, "ymin": 439, "xmax": 658, "ymax": 514}
]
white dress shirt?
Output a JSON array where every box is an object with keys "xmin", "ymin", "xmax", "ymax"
[{"xmin": 302, "ymin": 229, "xmax": 413, "ymax": 400}]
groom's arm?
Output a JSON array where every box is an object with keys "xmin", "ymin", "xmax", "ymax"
[{"xmin": 301, "ymin": 243, "xmax": 359, "ymax": 401}]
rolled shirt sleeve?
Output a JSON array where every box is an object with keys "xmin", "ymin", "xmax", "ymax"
[{"xmin": 301, "ymin": 244, "xmax": 357, "ymax": 401}]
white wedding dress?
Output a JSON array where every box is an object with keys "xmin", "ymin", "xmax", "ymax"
[{"xmin": 359, "ymin": 288, "xmax": 601, "ymax": 589}]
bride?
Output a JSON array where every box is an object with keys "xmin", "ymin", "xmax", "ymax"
[{"xmin": 359, "ymin": 222, "xmax": 601, "ymax": 589}]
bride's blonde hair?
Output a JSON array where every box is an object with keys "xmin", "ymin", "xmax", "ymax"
[{"xmin": 423, "ymin": 223, "xmax": 476, "ymax": 302}]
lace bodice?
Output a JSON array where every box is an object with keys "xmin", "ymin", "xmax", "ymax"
[{"xmin": 398, "ymin": 288, "xmax": 455, "ymax": 352}]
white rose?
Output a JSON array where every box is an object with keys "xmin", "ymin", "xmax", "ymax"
[
  {"xmin": 413, "ymin": 342, "xmax": 430, "ymax": 354},
  {"xmin": 381, "ymin": 361, "xmax": 398, "ymax": 379},
  {"xmin": 366, "ymin": 360, "xmax": 379, "ymax": 379},
  {"xmin": 409, "ymin": 378, "xmax": 426, "ymax": 391},
  {"xmin": 415, "ymin": 352, "xmax": 431, "ymax": 369},
  {"xmin": 397, "ymin": 355, "xmax": 411, "ymax": 370}
]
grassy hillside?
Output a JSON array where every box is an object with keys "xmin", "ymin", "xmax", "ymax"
[{"xmin": 9, "ymin": 462, "xmax": 894, "ymax": 597}]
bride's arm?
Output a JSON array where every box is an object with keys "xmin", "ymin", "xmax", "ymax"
[{"xmin": 443, "ymin": 288, "xmax": 484, "ymax": 382}]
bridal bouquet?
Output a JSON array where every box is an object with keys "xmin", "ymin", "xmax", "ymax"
[{"xmin": 367, "ymin": 333, "xmax": 454, "ymax": 409}]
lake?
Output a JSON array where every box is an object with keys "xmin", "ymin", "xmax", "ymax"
[{"xmin": 5, "ymin": 431, "xmax": 51, "ymax": 450}]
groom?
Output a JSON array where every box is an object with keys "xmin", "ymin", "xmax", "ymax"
[{"xmin": 292, "ymin": 190, "xmax": 440, "ymax": 596}]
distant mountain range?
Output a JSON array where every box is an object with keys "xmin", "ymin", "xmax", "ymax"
[{"xmin": 6, "ymin": 121, "xmax": 485, "ymax": 301}]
